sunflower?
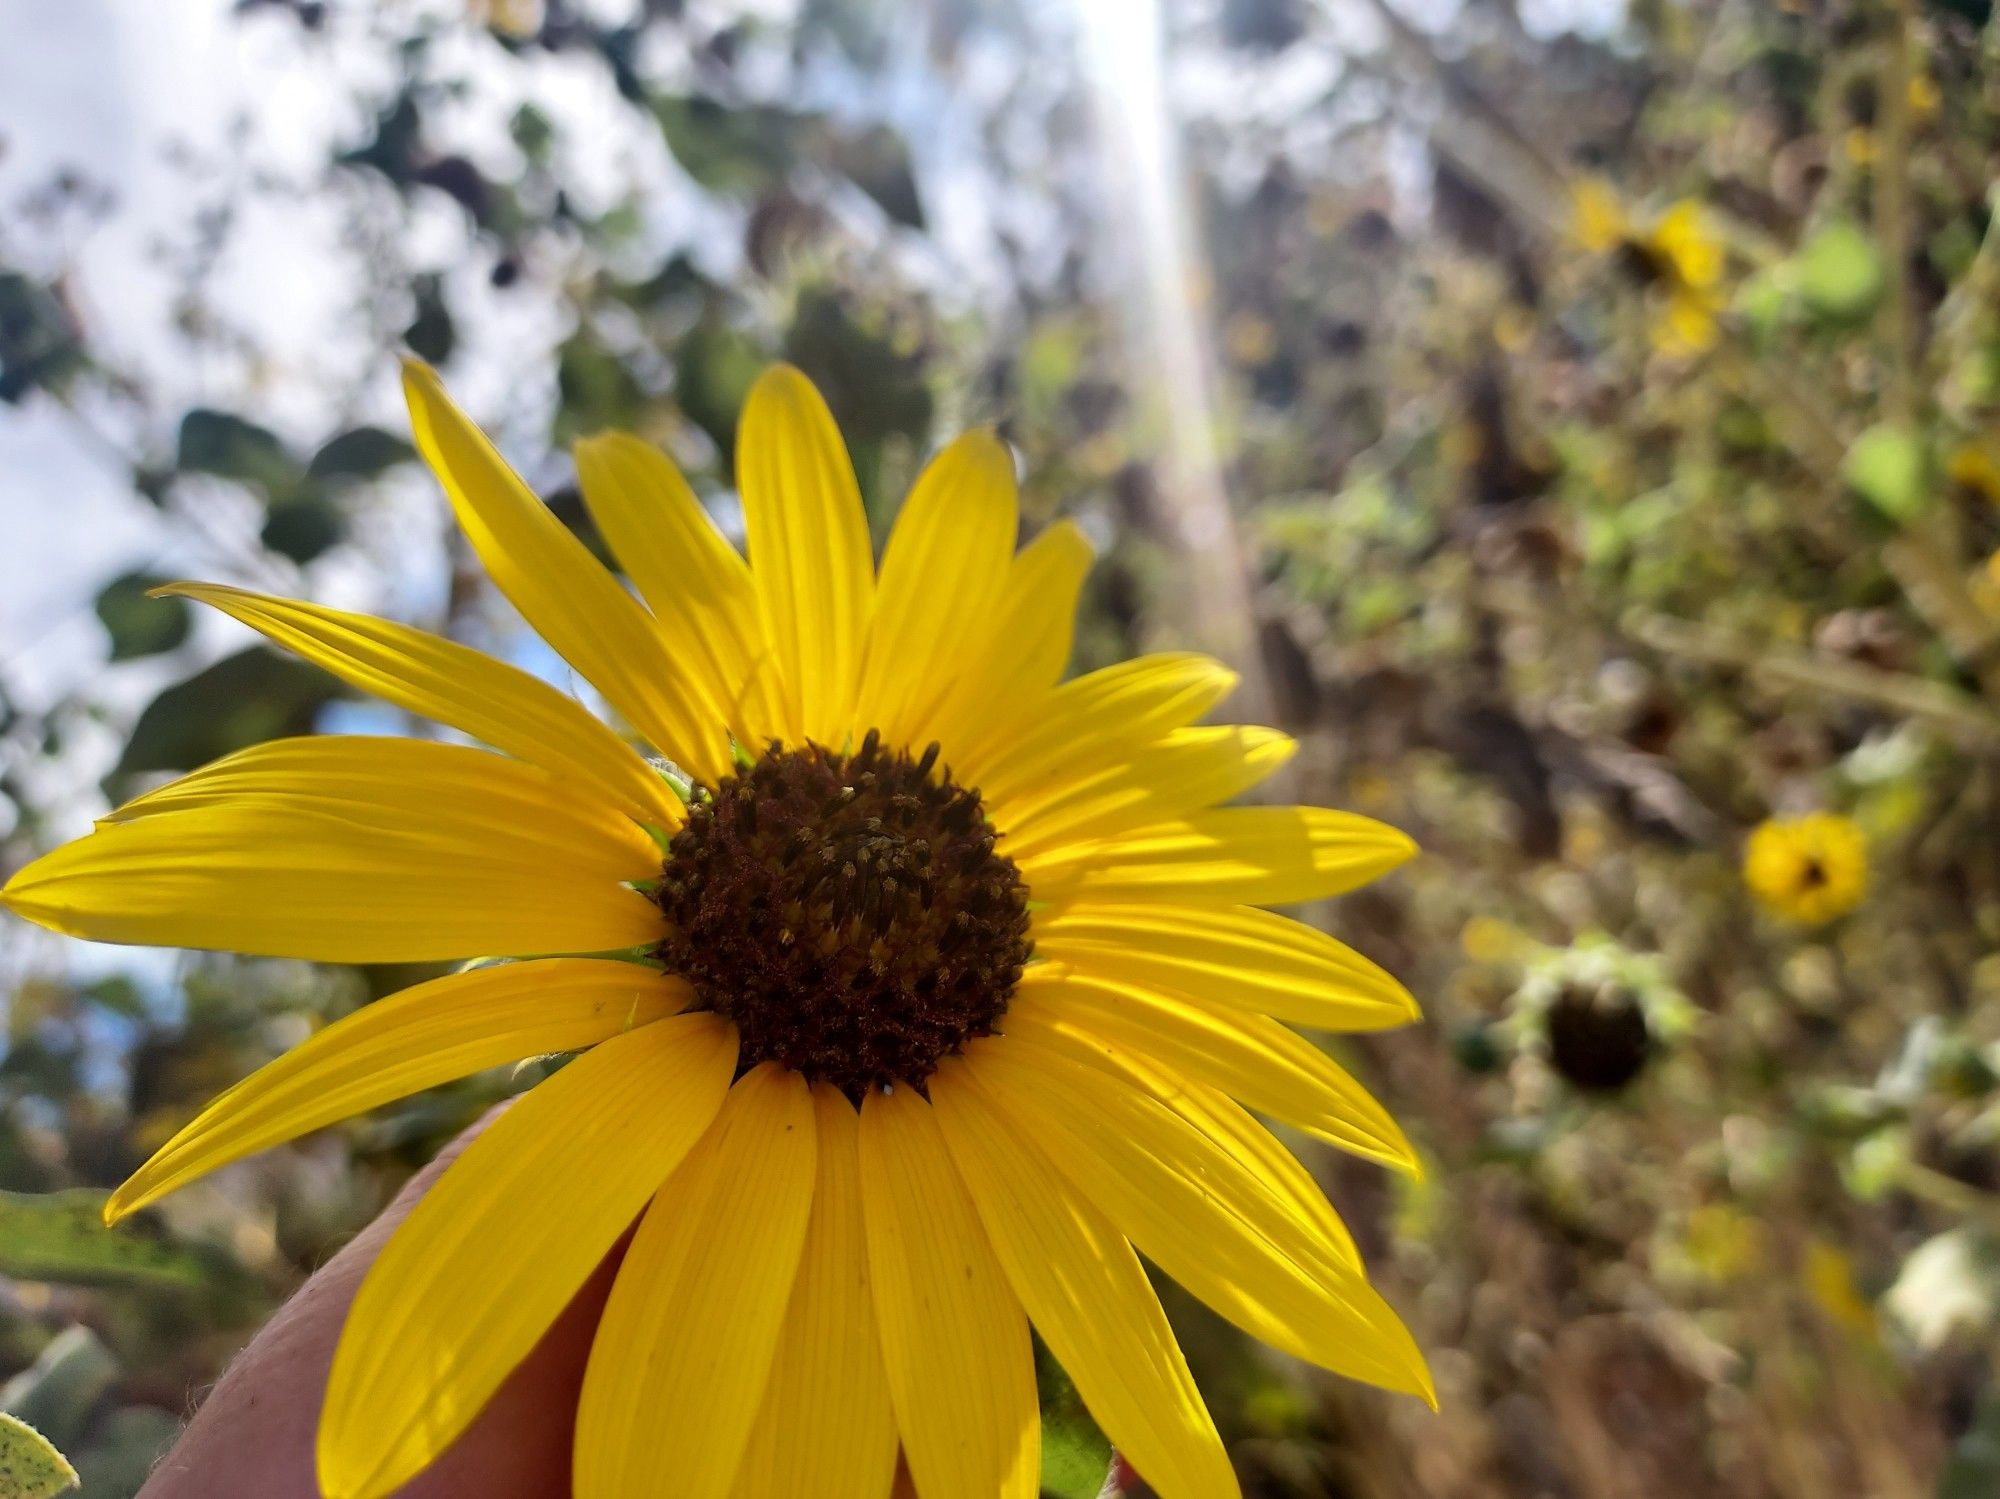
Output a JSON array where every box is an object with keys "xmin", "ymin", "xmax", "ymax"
[
  {"xmin": 1743, "ymin": 812, "xmax": 1868, "ymax": 926},
  {"xmin": 1569, "ymin": 180, "xmax": 1725, "ymax": 356},
  {"xmin": 2, "ymin": 361, "xmax": 1432, "ymax": 1499}
]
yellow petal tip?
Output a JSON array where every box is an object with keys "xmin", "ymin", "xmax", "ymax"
[
  {"xmin": 1382, "ymin": 828, "xmax": 1421, "ymax": 869},
  {"xmin": 745, "ymin": 361, "xmax": 822, "ymax": 413}
]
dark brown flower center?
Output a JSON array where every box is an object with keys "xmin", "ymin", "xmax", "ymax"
[{"xmin": 652, "ymin": 733, "xmax": 1032, "ymax": 1097}]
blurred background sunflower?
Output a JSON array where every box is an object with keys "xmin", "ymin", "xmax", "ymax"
[{"xmin": 6, "ymin": 2, "xmax": 2000, "ymax": 1496}]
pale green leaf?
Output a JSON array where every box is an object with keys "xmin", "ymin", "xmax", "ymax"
[{"xmin": 0, "ymin": 1413, "xmax": 79, "ymax": 1499}]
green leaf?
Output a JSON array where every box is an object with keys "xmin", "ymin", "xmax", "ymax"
[
  {"xmin": 1843, "ymin": 424, "xmax": 1929, "ymax": 525},
  {"xmin": 1798, "ymin": 219, "xmax": 1884, "ymax": 324},
  {"xmin": 0, "ymin": 274, "xmax": 85, "ymax": 406},
  {"xmin": 820, "ymin": 125, "xmax": 924, "ymax": 228},
  {"xmin": 674, "ymin": 312, "xmax": 766, "ymax": 457},
  {"xmin": 651, "ymin": 95, "xmax": 801, "ymax": 194},
  {"xmin": 554, "ymin": 329, "xmax": 648, "ymax": 443},
  {"xmin": 510, "ymin": 103, "xmax": 555, "ymax": 161},
  {"xmin": 114, "ymin": 646, "xmax": 350, "ymax": 786},
  {"xmin": 1036, "ymin": 1340, "xmax": 1111, "ymax": 1499},
  {"xmin": 405, "ymin": 274, "xmax": 457, "ymax": 365},
  {"xmin": 0, "ymin": 1192, "xmax": 209, "ymax": 1290},
  {"xmin": 783, "ymin": 287, "xmax": 933, "ymax": 455},
  {"xmin": 175, "ymin": 409, "xmax": 297, "ymax": 493},
  {"xmin": 92, "ymin": 573, "xmax": 189, "ymax": 662},
  {"xmin": 260, "ymin": 496, "xmax": 347, "ymax": 564},
  {"xmin": 306, "ymin": 426, "xmax": 415, "ymax": 483},
  {"xmin": 1732, "ymin": 266, "xmax": 1793, "ymax": 345},
  {"xmin": 0, "ymin": 1414, "xmax": 78, "ymax": 1499}
]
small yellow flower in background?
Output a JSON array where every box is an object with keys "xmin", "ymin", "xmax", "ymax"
[
  {"xmin": 1569, "ymin": 183, "xmax": 1725, "ymax": 356},
  {"xmin": 1948, "ymin": 444, "xmax": 2000, "ymax": 506},
  {"xmin": 1652, "ymin": 291, "xmax": 1721, "ymax": 356},
  {"xmin": 1804, "ymin": 1240, "xmax": 1878, "ymax": 1339},
  {"xmin": 1648, "ymin": 201, "xmax": 1724, "ymax": 290},
  {"xmin": 1744, "ymin": 812, "xmax": 1868, "ymax": 926},
  {"xmin": 1643, "ymin": 200, "xmax": 1725, "ymax": 354},
  {"xmin": 1460, "ymin": 915, "xmax": 1533, "ymax": 966},
  {"xmin": 1908, "ymin": 71, "xmax": 1941, "ymax": 119},
  {"xmin": 1682, "ymin": 1202, "xmax": 1768, "ymax": 1284},
  {"xmin": 1843, "ymin": 127, "xmax": 1879, "ymax": 166},
  {"xmin": 1568, "ymin": 176, "xmax": 1628, "ymax": 254},
  {"xmin": 3, "ymin": 361, "xmax": 1432, "ymax": 1499}
]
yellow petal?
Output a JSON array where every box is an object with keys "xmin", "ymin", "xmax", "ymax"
[
  {"xmin": 576, "ymin": 1063, "xmax": 818, "ymax": 1499},
  {"xmin": 319, "ymin": 1012, "xmax": 737, "ymax": 1499},
  {"xmin": 5, "ymin": 739, "xmax": 663, "ymax": 962},
  {"xmin": 930, "ymin": 1059, "xmax": 1239, "ymax": 1499},
  {"xmin": 728, "ymin": 1085, "xmax": 900, "ymax": 1499},
  {"xmin": 1114, "ymin": 1055, "xmax": 1361, "ymax": 1263},
  {"xmin": 1006, "ymin": 974, "xmax": 1418, "ymax": 1173},
  {"xmin": 735, "ymin": 364, "xmax": 874, "ymax": 745},
  {"xmin": 1033, "ymin": 903, "xmax": 1418, "ymax": 1032},
  {"xmin": 573, "ymin": 432, "xmax": 787, "ymax": 751},
  {"xmin": 998, "ymin": 726, "xmax": 1295, "ymax": 862},
  {"xmin": 958, "ymin": 1036, "xmax": 1432, "ymax": 1400},
  {"xmin": 956, "ymin": 653, "xmax": 1237, "ymax": 810},
  {"xmin": 105, "ymin": 735, "xmax": 648, "ymax": 855},
  {"xmin": 155, "ymin": 581, "xmax": 681, "ymax": 830},
  {"xmin": 922, "ymin": 520, "xmax": 1093, "ymax": 757},
  {"xmin": 992, "ymin": 1018, "xmax": 1367, "ymax": 1266},
  {"xmin": 402, "ymin": 360, "xmax": 727, "ymax": 779},
  {"xmin": 857, "ymin": 1084, "xmax": 1038, "ymax": 1499},
  {"xmin": 853, "ymin": 432, "xmax": 1018, "ymax": 748},
  {"xmin": 108, "ymin": 958, "xmax": 687, "ymax": 1223},
  {"xmin": 1020, "ymin": 806, "xmax": 1416, "ymax": 909}
]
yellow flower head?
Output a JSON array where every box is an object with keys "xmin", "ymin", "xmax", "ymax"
[
  {"xmin": 3, "ymin": 361, "xmax": 1432, "ymax": 1499},
  {"xmin": 1568, "ymin": 176, "xmax": 1628, "ymax": 254},
  {"xmin": 1803, "ymin": 1240, "xmax": 1878, "ymax": 1339},
  {"xmin": 1652, "ymin": 288, "xmax": 1721, "ymax": 356},
  {"xmin": 1744, "ymin": 812, "xmax": 1868, "ymax": 926},
  {"xmin": 1948, "ymin": 444, "xmax": 2000, "ymax": 506},
  {"xmin": 1573, "ymin": 187, "xmax": 1725, "ymax": 356},
  {"xmin": 1649, "ymin": 200, "xmax": 1723, "ymax": 291},
  {"xmin": 1908, "ymin": 71, "xmax": 1941, "ymax": 120}
]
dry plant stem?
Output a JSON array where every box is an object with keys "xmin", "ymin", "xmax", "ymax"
[
  {"xmin": 1821, "ymin": 1320, "xmax": 1927, "ymax": 1499},
  {"xmin": 1627, "ymin": 611, "xmax": 2000, "ymax": 746},
  {"xmin": 1876, "ymin": 0, "xmax": 1918, "ymax": 435},
  {"xmin": 1892, "ymin": 1158, "xmax": 2000, "ymax": 1234}
]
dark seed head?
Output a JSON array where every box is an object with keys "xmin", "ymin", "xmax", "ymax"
[
  {"xmin": 1546, "ymin": 981, "xmax": 1653, "ymax": 1093},
  {"xmin": 653, "ymin": 739, "xmax": 1032, "ymax": 1097}
]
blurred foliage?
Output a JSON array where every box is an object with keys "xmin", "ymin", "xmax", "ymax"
[{"xmin": 6, "ymin": 0, "xmax": 2000, "ymax": 1495}]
